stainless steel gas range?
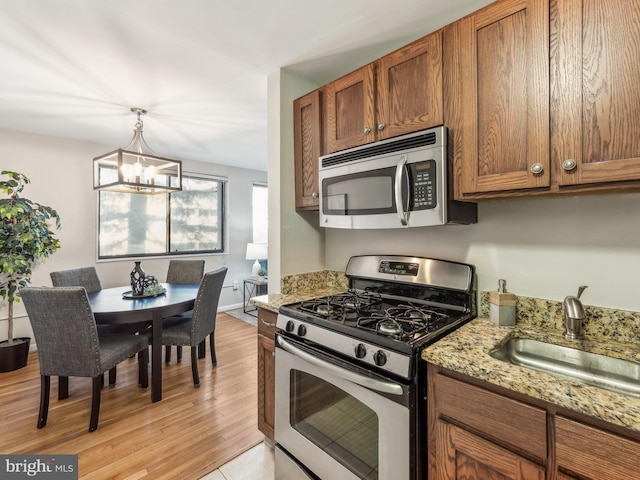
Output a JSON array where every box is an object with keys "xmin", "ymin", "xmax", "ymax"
[{"xmin": 274, "ymin": 255, "xmax": 476, "ymax": 480}]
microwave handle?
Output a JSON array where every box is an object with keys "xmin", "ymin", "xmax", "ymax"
[
  {"xmin": 394, "ymin": 155, "xmax": 409, "ymax": 226},
  {"xmin": 276, "ymin": 335, "xmax": 404, "ymax": 396}
]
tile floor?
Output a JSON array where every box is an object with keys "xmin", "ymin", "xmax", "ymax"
[{"xmin": 199, "ymin": 441, "xmax": 274, "ymax": 480}]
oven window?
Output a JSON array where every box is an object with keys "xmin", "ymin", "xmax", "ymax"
[{"xmin": 290, "ymin": 370, "xmax": 379, "ymax": 479}]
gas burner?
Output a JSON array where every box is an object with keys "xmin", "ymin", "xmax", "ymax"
[
  {"xmin": 378, "ymin": 319, "xmax": 403, "ymax": 336},
  {"xmin": 330, "ymin": 291, "xmax": 383, "ymax": 309},
  {"xmin": 299, "ymin": 291, "xmax": 383, "ymax": 323},
  {"xmin": 356, "ymin": 314, "xmax": 428, "ymax": 341},
  {"xmin": 386, "ymin": 304, "xmax": 450, "ymax": 324}
]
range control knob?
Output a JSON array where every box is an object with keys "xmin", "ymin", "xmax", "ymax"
[
  {"xmin": 373, "ymin": 350, "xmax": 387, "ymax": 366},
  {"xmin": 354, "ymin": 344, "xmax": 367, "ymax": 359},
  {"xmin": 297, "ymin": 324, "xmax": 307, "ymax": 337},
  {"xmin": 285, "ymin": 320, "xmax": 295, "ymax": 333}
]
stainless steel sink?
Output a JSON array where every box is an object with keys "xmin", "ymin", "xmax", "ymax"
[{"xmin": 490, "ymin": 338, "xmax": 640, "ymax": 397}]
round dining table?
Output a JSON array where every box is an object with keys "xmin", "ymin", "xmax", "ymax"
[{"xmin": 88, "ymin": 283, "xmax": 199, "ymax": 402}]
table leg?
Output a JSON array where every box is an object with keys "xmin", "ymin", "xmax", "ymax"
[{"xmin": 151, "ymin": 312, "xmax": 163, "ymax": 402}]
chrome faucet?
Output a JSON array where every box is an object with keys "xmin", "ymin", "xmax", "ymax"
[{"xmin": 563, "ymin": 286, "xmax": 588, "ymax": 340}]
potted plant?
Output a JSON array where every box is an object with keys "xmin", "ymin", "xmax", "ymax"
[{"xmin": 0, "ymin": 171, "xmax": 61, "ymax": 372}]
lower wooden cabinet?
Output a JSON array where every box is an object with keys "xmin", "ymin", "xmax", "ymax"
[
  {"xmin": 436, "ymin": 420, "xmax": 544, "ymax": 480},
  {"xmin": 428, "ymin": 363, "xmax": 640, "ymax": 479},
  {"xmin": 555, "ymin": 416, "xmax": 640, "ymax": 479},
  {"xmin": 257, "ymin": 308, "xmax": 278, "ymax": 442}
]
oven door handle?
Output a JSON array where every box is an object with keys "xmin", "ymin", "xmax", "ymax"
[
  {"xmin": 277, "ymin": 335, "xmax": 404, "ymax": 396},
  {"xmin": 394, "ymin": 155, "xmax": 409, "ymax": 226}
]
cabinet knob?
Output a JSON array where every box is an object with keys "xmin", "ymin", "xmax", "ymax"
[
  {"xmin": 311, "ymin": 192, "xmax": 318, "ymax": 198},
  {"xmin": 562, "ymin": 159, "xmax": 577, "ymax": 171},
  {"xmin": 530, "ymin": 163, "xmax": 544, "ymax": 174},
  {"xmin": 364, "ymin": 126, "xmax": 371, "ymax": 135},
  {"xmin": 377, "ymin": 123, "xmax": 386, "ymax": 131}
]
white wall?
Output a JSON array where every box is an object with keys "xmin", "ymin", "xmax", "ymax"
[
  {"xmin": 267, "ymin": 69, "xmax": 326, "ymax": 291},
  {"xmin": 325, "ymin": 193, "xmax": 640, "ymax": 312},
  {"xmin": 0, "ymin": 127, "xmax": 266, "ymax": 341}
]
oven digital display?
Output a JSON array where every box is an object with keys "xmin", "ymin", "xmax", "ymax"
[{"xmin": 378, "ymin": 261, "xmax": 419, "ymax": 276}]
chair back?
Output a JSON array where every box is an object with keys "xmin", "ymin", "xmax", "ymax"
[
  {"xmin": 166, "ymin": 260, "xmax": 205, "ymax": 285},
  {"xmin": 190, "ymin": 267, "xmax": 227, "ymax": 343},
  {"xmin": 21, "ymin": 287, "xmax": 103, "ymax": 378},
  {"xmin": 50, "ymin": 267, "xmax": 102, "ymax": 294}
]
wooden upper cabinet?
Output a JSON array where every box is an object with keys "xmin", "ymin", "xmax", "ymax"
[
  {"xmin": 446, "ymin": 0, "xmax": 550, "ymax": 198},
  {"xmin": 324, "ymin": 31, "xmax": 444, "ymax": 154},
  {"xmin": 325, "ymin": 64, "xmax": 376, "ymax": 153},
  {"xmin": 377, "ymin": 31, "xmax": 443, "ymax": 140},
  {"xmin": 294, "ymin": 90, "xmax": 322, "ymax": 210},
  {"xmin": 552, "ymin": 0, "xmax": 640, "ymax": 188}
]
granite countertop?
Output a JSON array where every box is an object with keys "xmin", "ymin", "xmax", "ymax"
[
  {"xmin": 249, "ymin": 270, "xmax": 349, "ymax": 313},
  {"xmin": 422, "ymin": 316, "xmax": 640, "ymax": 434}
]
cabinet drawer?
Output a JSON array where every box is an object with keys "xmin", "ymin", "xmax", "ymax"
[
  {"xmin": 257, "ymin": 308, "xmax": 278, "ymax": 338},
  {"xmin": 556, "ymin": 416, "xmax": 640, "ymax": 479},
  {"xmin": 435, "ymin": 372, "xmax": 547, "ymax": 461}
]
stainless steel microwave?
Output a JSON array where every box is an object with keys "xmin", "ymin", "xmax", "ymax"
[{"xmin": 318, "ymin": 126, "xmax": 477, "ymax": 229}]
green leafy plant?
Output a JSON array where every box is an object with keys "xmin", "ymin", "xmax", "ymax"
[
  {"xmin": 143, "ymin": 284, "xmax": 166, "ymax": 296},
  {"xmin": 0, "ymin": 171, "xmax": 61, "ymax": 345},
  {"xmin": 257, "ymin": 269, "xmax": 266, "ymax": 277}
]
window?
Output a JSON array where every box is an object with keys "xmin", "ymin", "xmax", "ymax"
[
  {"xmin": 252, "ymin": 183, "xmax": 268, "ymax": 243},
  {"xmin": 98, "ymin": 174, "xmax": 225, "ymax": 259}
]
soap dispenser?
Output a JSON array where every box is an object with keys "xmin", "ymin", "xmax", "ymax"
[{"xmin": 490, "ymin": 279, "xmax": 516, "ymax": 326}]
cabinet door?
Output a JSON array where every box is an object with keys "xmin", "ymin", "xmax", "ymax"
[
  {"xmin": 257, "ymin": 308, "xmax": 277, "ymax": 441},
  {"xmin": 552, "ymin": 0, "xmax": 640, "ymax": 187},
  {"xmin": 257, "ymin": 333, "xmax": 275, "ymax": 441},
  {"xmin": 436, "ymin": 420, "xmax": 545, "ymax": 480},
  {"xmin": 377, "ymin": 31, "xmax": 443, "ymax": 140},
  {"xmin": 294, "ymin": 90, "xmax": 321, "ymax": 210},
  {"xmin": 555, "ymin": 416, "xmax": 640, "ymax": 479},
  {"xmin": 325, "ymin": 64, "xmax": 376, "ymax": 153},
  {"xmin": 446, "ymin": 0, "xmax": 550, "ymax": 197}
]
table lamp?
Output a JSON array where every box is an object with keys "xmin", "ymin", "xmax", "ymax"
[{"xmin": 246, "ymin": 243, "xmax": 268, "ymax": 279}]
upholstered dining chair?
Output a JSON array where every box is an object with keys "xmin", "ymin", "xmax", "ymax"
[
  {"xmin": 21, "ymin": 287, "xmax": 149, "ymax": 432},
  {"xmin": 166, "ymin": 260, "xmax": 205, "ymax": 285},
  {"xmin": 50, "ymin": 266, "xmax": 114, "ymax": 396},
  {"xmin": 50, "ymin": 266, "xmax": 145, "ymax": 392},
  {"xmin": 161, "ymin": 267, "xmax": 227, "ymax": 387},
  {"xmin": 50, "ymin": 266, "xmax": 102, "ymax": 293},
  {"xmin": 164, "ymin": 260, "xmax": 205, "ymax": 363}
]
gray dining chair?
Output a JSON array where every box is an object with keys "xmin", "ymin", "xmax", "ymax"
[
  {"xmin": 49, "ymin": 266, "xmax": 146, "ymax": 392},
  {"xmin": 164, "ymin": 260, "xmax": 205, "ymax": 363},
  {"xmin": 162, "ymin": 267, "xmax": 227, "ymax": 387},
  {"xmin": 21, "ymin": 287, "xmax": 150, "ymax": 432},
  {"xmin": 50, "ymin": 267, "xmax": 102, "ymax": 294},
  {"xmin": 166, "ymin": 260, "xmax": 205, "ymax": 285}
]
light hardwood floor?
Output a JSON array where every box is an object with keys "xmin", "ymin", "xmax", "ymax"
[{"xmin": 0, "ymin": 313, "xmax": 264, "ymax": 480}]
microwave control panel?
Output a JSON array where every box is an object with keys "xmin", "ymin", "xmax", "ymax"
[{"xmin": 409, "ymin": 160, "xmax": 437, "ymax": 210}]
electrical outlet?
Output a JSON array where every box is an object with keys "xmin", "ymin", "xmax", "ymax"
[{"xmin": 233, "ymin": 280, "xmax": 239, "ymax": 290}]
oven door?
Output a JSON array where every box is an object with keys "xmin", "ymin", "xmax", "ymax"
[{"xmin": 275, "ymin": 333, "xmax": 411, "ymax": 480}]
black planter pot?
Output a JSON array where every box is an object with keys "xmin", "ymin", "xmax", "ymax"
[{"xmin": 0, "ymin": 337, "xmax": 31, "ymax": 372}]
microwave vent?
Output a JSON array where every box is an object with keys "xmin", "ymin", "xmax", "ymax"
[{"xmin": 321, "ymin": 130, "xmax": 437, "ymax": 168}]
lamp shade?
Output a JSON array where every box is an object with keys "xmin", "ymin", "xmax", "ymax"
[
  {"xmin": 245, "ymin": 243, "xmax": 268, "ymax": 260},
  {"xmin": 246, "ymin": 243, "xmax": 267, "ymax": 279}
]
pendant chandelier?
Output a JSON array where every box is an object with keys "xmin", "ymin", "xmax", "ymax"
[{"xmin": 93, "ymin": 107, "xmax": 182, "ymax": 194}]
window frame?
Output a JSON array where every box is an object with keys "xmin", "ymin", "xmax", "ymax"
[{"xmin": 96, "ymin": 172, "xmax": 228, "ymax": 261}]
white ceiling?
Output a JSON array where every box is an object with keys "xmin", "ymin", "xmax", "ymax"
[{"xmin": 0, "ymin": 0, "xmax": 492, "ymax": 172}]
